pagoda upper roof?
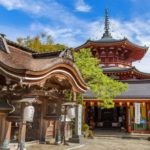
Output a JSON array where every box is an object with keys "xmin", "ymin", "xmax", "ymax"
[
  {"xmin": 75, "ymin": 38, "xmax": 148, "ymax": 62},
  {"xmin": 76, "ymin": 38, "xmax": 148, "ymax": 50}
]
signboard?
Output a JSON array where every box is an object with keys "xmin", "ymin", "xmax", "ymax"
[
  {"xmin": 77, "ymin": 105, "xmax": 82, "ymax": 136},
  {"xmin": 134, "ymin": 103, "xmax": 141, "ymax": 124}
]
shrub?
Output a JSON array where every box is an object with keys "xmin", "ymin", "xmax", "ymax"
[{"xmin": 82, "ymin": 123, "xmax": 89, "ymax": 131}]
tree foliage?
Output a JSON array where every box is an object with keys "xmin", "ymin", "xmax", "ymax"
[
  {"xmin": 17, "ymin": 32, "xmax": 66, "ymax": 53},
  {"xmin": 74, "ymin": 48, "xmax": 128, "ymax": 108}
]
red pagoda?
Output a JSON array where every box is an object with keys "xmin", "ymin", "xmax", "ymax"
[{"xmin": 75, "ymin": 9, "xmax": 150, "ymax": 133}]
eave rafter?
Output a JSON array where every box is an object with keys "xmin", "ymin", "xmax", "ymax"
[{"xmin": 0, "ymin": 60, "xmax": 87, "ymax": 93}]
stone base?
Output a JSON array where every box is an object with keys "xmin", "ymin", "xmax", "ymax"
[
  {"xmin": 68, "ymin": 135, "xmax": 84, "ymax": 144},
  {"xmin": 0, "ymin": 148, "xmax": 10, "ymax": 150}
]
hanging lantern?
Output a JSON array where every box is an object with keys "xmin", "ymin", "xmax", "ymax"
[
  {"xmin": 90, "ymin": 102, "xmax": 94, "ymax": 106},
  {"xmin": 97, "ymin": 102, "xmax": 101, "ymax": 107},
  {"xmin": 142, "ymin": 102, "xmax": 145, "ymax": 106},
  {"xmin": 119, "ymin": 102, "xmax": 122, "ymax": 106},
  {"xmin": 23, "ymin": 105, "xmax": 35, "ymax": 122},
  {"xmin": 127, "ymin": 102, "xmax": 130, "ymax": 107}
]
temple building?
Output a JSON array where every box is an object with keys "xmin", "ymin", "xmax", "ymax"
[
  {"xmin": 75, "ymin": 9, "xmax": 150, "ymax": 133},
  {"xmin": 0, "ymin": 34, "xmax": 87, "ymax": 149}
]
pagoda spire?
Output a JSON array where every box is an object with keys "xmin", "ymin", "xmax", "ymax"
[{"xmin": 101, "ymin": 8, "xmax": 112, "ymax": 39}]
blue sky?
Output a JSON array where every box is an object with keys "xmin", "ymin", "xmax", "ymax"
[{"xmin": 0, "ymin": 0, "xmax": 150, "ymax": 72}]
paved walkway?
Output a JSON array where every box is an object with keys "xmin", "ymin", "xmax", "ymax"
[
  {"xmin": 26, "ymin": 143, "xmax": 82, "ymax": 150},
  {"xmin": 93, "ymin": 129, "xmax": 150, "ymax": 140},
  {"xmin": 78, "ymin": 137, "xmax": 150, "ymax": 150},
  {"xmin": 26, "ymin": 137, "xmax": 150, "ymax": 150},
  {"xmin": 26, "ymin": 130, "xmax": 150, "ymax": 150}
]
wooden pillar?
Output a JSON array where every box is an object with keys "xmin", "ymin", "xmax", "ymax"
[
  {"xmin": 127, "ymin": 107, "xmax": 131, "ymax": 133},
  {"xmin": 39, "ymin": 99, "xmax": 48, "ymax": 143},
  {"xmin": 72, "ymin": 91, "xmax": 77, "ymax": 102},
  {"xmin": 0, "ymin": 113, "xmax": 7, "ymax": 149},
  {"xmin": 55, "ymin": 120, "xmax": 61, "ymax": 144},
  {"xmin": 125, "ymin": 106, "xmax": 128, "ymax": 130},
  {"xmin": 18, "ymin": 122, "xmax": 27, "ymax": 150},
  {"xmin": 1, "ymin": 121, "xmax": 12, "ymax": 150},
  {"xmin": 17, "ymin": 103, "xmax": 27, "ymax": 150},
  {"xmin": 83, "ymin": 102, "xmax": 87, "ymax": 124},
  {"xmin": 40, "ymin": 120, "xmax": 48, "ymax": 143},
  {"xmin": 0, "ymin": 113, "xmax": 12, "ymax": 150}
]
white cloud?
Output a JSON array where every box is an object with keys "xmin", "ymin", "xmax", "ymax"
[
  {"xmin": 0, "ymin": 0, "xmax": 43, "ymax": 13},
  {"xmin": 0, "ymin": 0, "xmax": 23, "ymax": 10},
  {"xmin": 0, "ymin": 0, "xmax": 150, "ymax": 72},
  {"xmin": 75, "ymin": 0, "xmax": 91, "ymax": 12},
  {"xmin": 30, "ymin": 23, "xmax": 84, "ymax": 47},
  {"xmin": 0, "ymin": 0, "xmax": 91, "ymax": 46}
]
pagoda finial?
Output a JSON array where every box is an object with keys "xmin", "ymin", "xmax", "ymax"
[{"xmin": 101, "ymin": 8, "xmax": 112, "ymax": 39}]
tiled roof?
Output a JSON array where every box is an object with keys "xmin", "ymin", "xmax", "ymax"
[
  {"xmin": 84, "ymin": 79, "xmax": 150, "ymax": 99},
  {"xmin": 118, "ymin": 80, "xmax": 150, "ymax": 99}
]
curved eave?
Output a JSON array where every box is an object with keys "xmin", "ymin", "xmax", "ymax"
[
  {"xmin": 125, "ymin": 39, "xmax": 148, "ymax": 50},
  {"xmin": 0, "ymin": 58, "xmax": 87, "ymax": 93},
  {"xmin": 76, "ymin": 38, "xmax": 148, "ymax": 50},
  {"xmin": 124, "ymin": 39, "xmax": 148, "ymax": 61},
  {"xmin": 75, "ymin": 40, "xmax": 91, "ymax": 51},
  {"xmin": 133, "ymin": 67, "xmax": 150, "ymax": 77}
]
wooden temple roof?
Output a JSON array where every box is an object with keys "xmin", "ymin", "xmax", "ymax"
[
  {"xmin": 84, "ymin": 79, "xmax": 150, "ymax": 99},
  {"xmin": 77, "ymin": 38, "xmax": 147, "ymax": 49},
  {"xmin": 0, "ymin": 35, "xmax": 87, "ymax": 93},
  {"xmin": 118, "ymin": 79, "xmax": 150, "ymax": 99},
  {"xmin": 75, "ymin": 38, "xmax": 148, "ymax": 62}
]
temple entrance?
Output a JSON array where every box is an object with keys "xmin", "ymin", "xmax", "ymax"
[{"xmin": 86, "ymin": 106, "xmax": 127, "ymax": 130}]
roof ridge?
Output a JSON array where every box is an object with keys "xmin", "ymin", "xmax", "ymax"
[{"xmin": 6, "ymin": 39, "xmax": 36, "ymax": 53}]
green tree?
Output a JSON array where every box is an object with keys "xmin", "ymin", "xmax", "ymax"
[
  {"xmin": 73, "ymin": 48, "xmax": 128, "ymax": 108},
  {"xmin": 17, "ymin": 32, "xmax": 66, "ymax": 53}
]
